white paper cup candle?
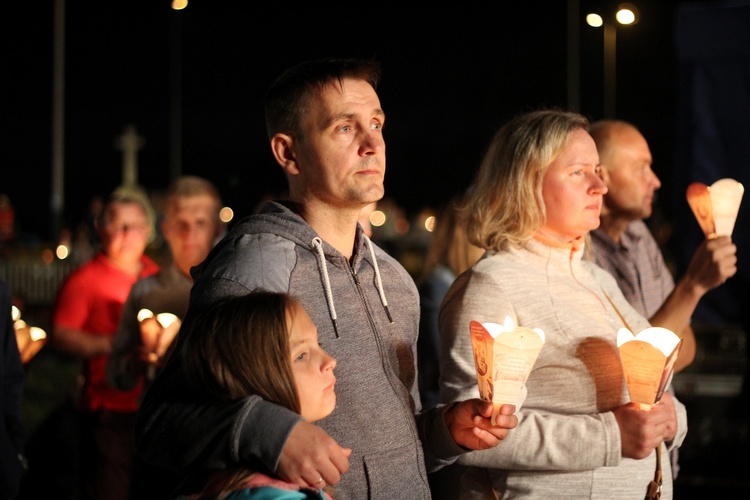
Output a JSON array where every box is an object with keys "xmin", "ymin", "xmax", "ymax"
[{"xmin": 470, "ymin": 317, "xmax": 545, "ymax": 425}]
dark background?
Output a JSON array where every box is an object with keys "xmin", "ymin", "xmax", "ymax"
[
  {"xmin": 3, "ymin": 1, "xmax": 691, "ymax": 242},
  {"xmin": 5, "ymin": 2, "xmax": 750, "ymax": 497}
]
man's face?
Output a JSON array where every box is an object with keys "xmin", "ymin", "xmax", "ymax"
[
  {"xmin": 291, "ymin": 78, "xmax": 386, "ymax": 210},
  {"xmin": 601, "ymin": 126, "xmax": 660, "ymax": 221},
  {"xmin": 162, "ymin": 194, "xmax": 220, "ymax": 276}
]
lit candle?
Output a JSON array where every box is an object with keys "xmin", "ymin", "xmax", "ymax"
[
  {"xmin": 137, "ymin": 308, "xmax": 181, "ymax": 380},
  {"xmin": 12, "ymin": 307, "xmax": 47, "ymax": 364},
  {"xmin": 709, "ymin": 178, "xmax": 744, "ymax": 237},
  {"xmin": 686, "ymin": 182, "xmax": 714, "ymax": 237},
  {"xmin": 470, "ymin": 316, "xmax": 545, "ymax": 425},
  {"xmin": 617, "ymin": 326, "xmax": 682, "ymax": 409},
  {"xmin": 137, "ymin": 308, "xmax": 160, "ymax": 354},
  {"xmin": 687, "ymin": 178, "xmax": 744, "ymax": 238}
]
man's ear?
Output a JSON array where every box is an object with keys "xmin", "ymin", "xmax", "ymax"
[
  {"xmin": 599, "ymin": 164, "xmax": 612, "ymax": 187},
  {"xmin": 271, "ymin": 133, "xmax": 300, "ymax": 175}
]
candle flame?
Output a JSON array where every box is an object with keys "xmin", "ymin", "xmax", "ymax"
[
  {"xmin": 616, "ymin": 327, "xmax": 680, "ymax": 356},
  {"xmin": 29, "ymin": 326, "xmax": 47, "ymax": 342},
  {"xmin": 156, "ymin": 312, "xmax": 179, "ymax": 328},
  {"xmin": 137, "ymin": 308, "xmax": 154, "ymax": 323}
]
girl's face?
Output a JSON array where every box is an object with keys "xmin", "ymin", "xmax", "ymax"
[
  {"xmin": 540, "ymin": 128, "xmax": 607, "ymax": 242},
  {"xmin": 287, "ymin": 302, "xmax": 337, "ymax": 422}
]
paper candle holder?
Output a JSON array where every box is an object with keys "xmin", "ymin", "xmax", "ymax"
[
  {"xmin": 686, "ymin": 178, "xmax": 744, "ymax": 238},
  {"xmin": 616, "ymin": 326, "xmax": 682, "ymax": 409},
  {"xmin": 12, "ymin": 305, "xmax": 47, "ymax": 365},
  {"xmin": 469, "ymin": 317, "xmax": 545, "ymax": 425},
  {"xmin": 137, "ymin": 308, "xmax": 179, "ymax": 352},
  {"xmin": 137, "ymin": 308, "xmax": 179, "ymax": 328},
  {"xmin": 137, "ymin": 308, "xmax": 181, "ymax": 380}
]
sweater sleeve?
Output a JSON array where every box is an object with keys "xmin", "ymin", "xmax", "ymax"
[
  {"xmin": 416, "ymin": 403, "xmax": 467, "ymax": 472},
  {"xmin": 458, "ymin": 409, "xmax": 621, "ymax": 470},
  {"xmin": 135, "ymin": 339, "xmax": 303, "ymax": 474}
]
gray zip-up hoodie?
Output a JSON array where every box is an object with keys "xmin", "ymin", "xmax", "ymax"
[{"xmin": 135, "ymin": 201, "xmax": 464, "ymax": 499}]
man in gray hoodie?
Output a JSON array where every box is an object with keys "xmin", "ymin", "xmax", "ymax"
[{"xmin": 135, "ymin": 58, "xmax": 517, "ymax": 499}]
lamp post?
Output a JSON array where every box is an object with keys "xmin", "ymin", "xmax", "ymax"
[
  {"xmin": 51, "ymin": 0, "xmax": 65, "ymax": 241},
  {"xmin": 567, "ymin": 0, "xmax": 581, "ymax": 112},
  {"xmin": 586, "ymin": 4, "xmax": 639, "ymax": 118},
  {"xmin": 169, "ymin": 0, "xmax": 188, "ymax": 181}
]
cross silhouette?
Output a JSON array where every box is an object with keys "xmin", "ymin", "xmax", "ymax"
[{"xmin": 115, "ymin": 124, "xmax": 145, "ymax": 187}]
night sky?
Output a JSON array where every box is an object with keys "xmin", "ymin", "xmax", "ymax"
[{"xmin": 4, "ymin": 1, "xmax": 692, "ymax": 242}]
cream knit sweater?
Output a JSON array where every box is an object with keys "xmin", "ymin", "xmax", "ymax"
[{"xmin": 439, "ymin": 238, "xmax": 688, "ymax": 499}]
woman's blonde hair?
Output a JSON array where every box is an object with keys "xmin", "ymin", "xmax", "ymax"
[
  {"xmin": 420, "ymin": 194, "xmax": 482, "ymax": 281},
  {"xmin": 463, "ymin": 109, "xmax": 589, "ymax": 251}
]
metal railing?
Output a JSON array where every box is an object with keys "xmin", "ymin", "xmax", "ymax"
[{"xmin": 0, "ymin": 259, "xmax": 79, "ymax": 306}]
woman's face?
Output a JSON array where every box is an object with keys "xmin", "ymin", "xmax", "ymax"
[
  {"xmin": 540, "ymin": 128, "xmax": 607, "ymax": 242},
  {"xmin": 287, "ymin": 302, "xmax": 337, "ymax": 422}
]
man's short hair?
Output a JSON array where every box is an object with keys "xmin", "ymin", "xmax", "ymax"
[{"xmin": 263, "ymin": 58, "xmax": 381, "ymax": 140}]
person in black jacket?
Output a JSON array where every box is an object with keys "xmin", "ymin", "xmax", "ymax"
[{"xmin": 1, "ymin": 279, "xmax": 25, "ymax": 499}]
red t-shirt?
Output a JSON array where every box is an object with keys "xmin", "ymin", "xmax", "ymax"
[{"xmin": 53, "ymin": 252, "xmax": 159, "ymax": 412}]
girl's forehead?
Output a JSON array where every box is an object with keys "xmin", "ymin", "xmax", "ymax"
[{"xmin": 287, "ymin": 302, "xmax": 318, "ymax": 343}]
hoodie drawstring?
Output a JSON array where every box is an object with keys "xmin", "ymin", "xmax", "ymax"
[
  {"xmin": 312, "ymin": 237, "xmax": 340, "ymax": 338},
  {"xmin": 311, "ymin": 235, "xmax": 394, "ymax": 338},
  {"xmin": 364, "ymin": 235, "xmax": 393, "ymax": 324}
]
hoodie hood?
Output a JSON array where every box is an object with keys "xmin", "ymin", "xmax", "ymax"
[{"xmin": 192, "ymin": 200, "xmax": 393, "ymax": 338}]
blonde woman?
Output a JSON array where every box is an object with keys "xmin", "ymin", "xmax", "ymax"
[{"xmin": 439, "ymin": 109, "xmax": 687, "ymax": 499}]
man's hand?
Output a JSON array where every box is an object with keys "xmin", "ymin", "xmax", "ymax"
[
  {"xmin": 277, "ymin": 420, "xmax": 351, "ymax": 488},
  {"xmin": 156, "ymin": 318, "xmax": 181, "ymax": 357},
  {"xmin": 444, "ymin": 399, "xmax": 518, "ymax": 450},
  {"xmin": 685, "ymin": 236, "xmax": 737, "ymax": 294}
]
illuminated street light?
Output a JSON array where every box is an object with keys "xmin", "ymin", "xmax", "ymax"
[
  {"xmin": 587, "ymin": 4, "xmax": 640, "ymax": 118},
  {"xmin": 616, "ymin": 4, "xmax": 639, "ymax": 25},
  {"xmin": 586, "ymin": 14, "xmax": 603, "ymax": 27}
]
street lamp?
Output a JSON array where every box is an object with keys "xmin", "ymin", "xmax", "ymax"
[
  {"xmin": 169, "ymin": 1, "xmax": 187, "ymax": 181},
  {"xmin": 586, "ymin": 3, "xmax": 639, "ymax": 118}
]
